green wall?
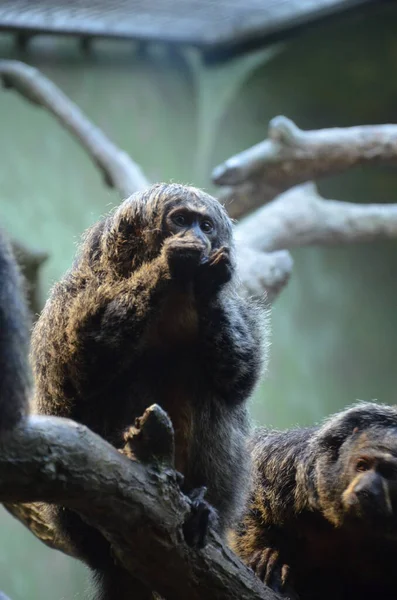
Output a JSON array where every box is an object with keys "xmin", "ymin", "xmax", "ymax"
[{"xmin": 0, "ymin": 3, "xmax": 397, "ymax": 598}]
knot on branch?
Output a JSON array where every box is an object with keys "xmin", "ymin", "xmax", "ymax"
[
  {"xmin": 122, "ymin": 404, "xmax": 175, "ymax": 468},
  {"xmin": 212, "ymin": 161, "xmax": 239, "ymax": 187},
  {"xmin": 268, "ymin": 116, "xmax": 304, "ymax": 146}
]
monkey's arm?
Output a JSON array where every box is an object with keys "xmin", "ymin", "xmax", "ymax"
[
  {"xmin": 233, "ymin": 429, "xmax": 312, "ymax": 596},
  {"xmin": 32, "ymin": 252, "xmax": 174, "ymax": 413},
  {"xmin": 198, "ymin": 294, "xmax": 263, "ymax": 404},
  {"xmin": 192, "ymin": 245, "xmax": 264, "ymax": 403}
]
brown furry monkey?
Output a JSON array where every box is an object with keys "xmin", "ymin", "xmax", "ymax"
[
  {"xmin": 31, "ymin": 183, "xmax": 268, "ymax": 599},
  {"xmin": 232, "ymin": 402, "xmax": 397, "ymax": 600}
]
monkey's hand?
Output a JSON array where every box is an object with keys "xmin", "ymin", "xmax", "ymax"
[
  {"xmin": 164, "ymin": 236, "xmax": 207, "ymax": 281},
  {"xmin": 250, "ymin": 547, "xmax": 293, "ymax": 597},
  {"xmin": 183, "ymin": 486, "xmax": 218, "ymax": 549},
  {"xmin": 195, "ymin": 246, "xmax": 233, "ymax": 296}
]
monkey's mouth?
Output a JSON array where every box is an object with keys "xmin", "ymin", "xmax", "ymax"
[{"xmin": 343, "ymin": 490, "xmax": 396, "ymax": 527}]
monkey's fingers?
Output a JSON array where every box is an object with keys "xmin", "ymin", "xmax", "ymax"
[
  {"xmin": 263, "ymin": 549, "xmax": 280, "ymax": 586},
  {"xmin": 251, "ymin": 547, "xmax": 288, "ymax": 592},
  {"xmin": 281, "ymin": 563, "xmax": 290, "ymax": 588},
  {"xmin": 183, "ymin": 486, "xmax": 218, "ymax": 549},
  {"xmin": 249, "ymin": 547, "xmax": 271, "ymax": 581},
  {"xmin": 208, "ymin": 246, "xmax": 230, "ymax": 266},
  {"xmin": 164, "ymin": 238, "xmax": 206, "ymax": 278},
  {"xmin": 195, "ymin": 247, "xmax": 233, "ymax": 295},
  {"xmin": 248, "ymin": 549, "xmax": 263, "ymax": 573}
]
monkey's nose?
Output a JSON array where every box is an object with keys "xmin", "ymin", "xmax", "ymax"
[{"xmin": 354, "ymin": 475, "xmax": 393, "ymax": 517}]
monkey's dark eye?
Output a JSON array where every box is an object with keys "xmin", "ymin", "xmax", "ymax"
[
  {"xmin": 201, "ymin": 220, "xmax": 213, "ymax": 234},
  {"xmin": 172, "ymin": 214, "xmax": 187, "ymax": 227},
  {"xmin": 356, "ymin": 458, "xmax": 371, "ymax": 472}
]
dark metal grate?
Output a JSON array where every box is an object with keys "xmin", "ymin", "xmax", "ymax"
[{"xmin": 0, "ymin": 0, "xmax": 378, "ymax": 51}]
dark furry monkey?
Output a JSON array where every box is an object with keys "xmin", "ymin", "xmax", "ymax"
[
  {"xmin": 0, "ymin": 229, "xmax": 30, "ymax": 600},
  {"xmin": 232, "ymin": 402, "xmax": 397, "ymax": 600},
  {"xmin": 31, "ymin": 183, "xmax": 268, "ymax": 600},
  {"xmin": 0, "ymin": 228, "xmax": 30, "ymax": 433}
]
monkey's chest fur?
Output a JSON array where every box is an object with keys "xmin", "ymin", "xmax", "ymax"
[
  {"xmin": 137, "ymin": 289, "xmax": 199, "ymax": 474},
  {"xmin": 79, "ymin": 287, "xmax": 247, "ymax": 525},
  {"xmin": 279, "ymin": 514, "xmax": 397, "ymax": 600}
]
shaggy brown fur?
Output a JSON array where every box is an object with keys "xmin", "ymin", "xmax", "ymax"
[
  {"xmin": 232, "ymin": 402, "xmax": 397, "ymax": 600},
  {"xmin": 31, "ymin": 183, "xmax": 268, "ymax": 600}
]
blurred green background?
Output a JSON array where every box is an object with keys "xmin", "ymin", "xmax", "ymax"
[{"xmin": 1, "ymin": 2, "xmax": 397, "ymax": 598}]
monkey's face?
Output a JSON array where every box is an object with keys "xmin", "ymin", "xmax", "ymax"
[
  {"xmin": 319, "ymin": 428, "xmax": 397, "ymax": 532},
  {"xmin": 108, "ymin": 183, "xmax": 233, "ymax": 273},
  {"xmin": 342, "ymin": 438, "xmax": 397, "ymax": 524},
  {"xmin": 163, "ymin": 201, "xmax": 224, "ymax": 260}
]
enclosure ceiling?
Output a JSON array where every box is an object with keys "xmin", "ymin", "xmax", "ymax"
[{"xmin": 0, "ymin": 0, "xmax": 378, "ymax": 55}]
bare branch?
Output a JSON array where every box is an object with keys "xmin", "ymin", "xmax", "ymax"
[
  {"xmin": 232, "ymin": 178, "xmax": 397, "ymax": 303},
  {"xmin": 235, "ymin": 182, "xmax": 397, "ymax": 253},
  {"xmin": 0, "ymin": 60, "xmax": 149, "ymax": 197},
  {"xmin": 0, "ymin": 409, "xmax": 280, "ymax": 600},
  {"xmin": 235, "ymin": 246, "xmax": 293, "ymax": 304},
  {"xmin": 213, "ymin": 116, "xmax": 397, "ymax": 188},
  {"xmin": 220, "ymin": 181, "xmax": 282, "ymax": 221},
  {"xmin": 213, "ymin": 116, "xmax": 397, "ymax": 217}
]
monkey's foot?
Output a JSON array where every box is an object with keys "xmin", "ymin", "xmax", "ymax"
[
  {"xmin": 183, "ymin": 486, "xmax": 218, "ymax": 549},
  {"xmin": 250, "ymin": 548, "xmax": 293, "ymax": 596}
]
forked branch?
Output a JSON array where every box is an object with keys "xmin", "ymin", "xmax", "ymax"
[
  {"xmin": 213, "ymin": 116, "xmax": 397, "ymax": 190},
  {"xmin": 1, "ymin": 407, "xmax": 280, "ymax": 600}
]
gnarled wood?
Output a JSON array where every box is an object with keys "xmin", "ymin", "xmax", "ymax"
[{"xmin": 0, "ymin": 408, "xmax": 281, "ymax": 600}]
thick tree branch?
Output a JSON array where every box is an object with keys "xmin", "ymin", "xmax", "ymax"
[
  {"xmin": 0, "ymin": 407, "xmax": 280, "ymax": 600},
  {"xmin": 221, "ymin": 181, "xmax": 282, "ymax": 221},
  {"xmin": 235, "ymin": 182, "xmax": 397, "ymax": 252},
  {"xmin": 232, "ymin": 176, "xmax": 397, "ymax": 302},
  {"xmin": 0, "ymin": 60, "xmax": 149, "ymax": 197},
  {"xmin": 212, "ymin": 117, "xmax": 397, "ymax": 300},
  {"xmin": 213, "ymin": 116, "xmax": 397, "ymax": 217},
  {"xmin": 213, "ymin": 116, "xmax": 397, "ymax": 188}
]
